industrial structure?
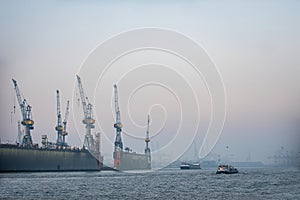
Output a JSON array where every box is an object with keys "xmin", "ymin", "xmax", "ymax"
[
  {"xmin": 55, "ymin": 90, "xmax": 63, "ymax": 147},
  {"xmin": 113, "ymin": 84, "xmax": 123, "ymax": 152},
  {"xmin": 113, "ymin": 84, "xmax": 151, "ymax": 170},
  {"xmin": 0, "ymin": 77, "xmax": 152, "ymax": 172},
  {"xmin": 76, "ymin": 75, "xmax": 96, "ymax": 152},
  {"xmin": 0, "ymin": 77, "xmax": 103, "ymax": 172},
  {"xmin": 12, "ymin": 79, "xmax": 34, "ymax": 148},
  {"xmin": 145, "ymin": 115, "xmax": 151, "ymax": 156},
  {"xmin": 17, "ymin": 121, "xmax": 22, "ymax": 145},
  {"xmin": 55, "ymin": 90, "xmax": 70, "ymax": 148},
  {"xmin": 62, "ymin": 100, "xmax": 70, "ymax": 146}
]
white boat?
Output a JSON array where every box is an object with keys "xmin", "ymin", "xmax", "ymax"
[
  {"xmin": 216, "ymin": 164, "xmax": 238, "ymax": 174},
  {"xmin": 180, "ymin": 162, "xmax": 201, "ymax": 170}
]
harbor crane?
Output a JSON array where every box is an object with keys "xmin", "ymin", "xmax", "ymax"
[
  {"xmin": 55, "ymin": 90, "xmax": 63, "ymax": 147},
  {"xmin": 12, "ymin": 79, "xmax": 34, "ymax": 148},
  {"xmin": 62, "ymin": 100, "xmax": 70, "ymax": 146},
  {"xmin": 113, "ymin": 84, "xmax": 123, "ymax": 151},
  {"xmin": 145, "ymin": 115, "xmax": 151, "ymax": 155},
  {"xmin": 76, "ymin": 75, "xmax": 95, "ymax": 152}
]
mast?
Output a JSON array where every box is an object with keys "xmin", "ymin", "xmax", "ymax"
[
  {"xmin": 55, "ymin": 90, "xmax": 63, "ymax": 147},
  {"xmin": 113, "ymin": 84, "xmax": 123, "ymax": 151},
  {"xmin": 62, "ymin": 100, "xmax": 70, "ymax": 146},
  {"xmin": 17, "ymin": 121, "xmax": 22, "ymax": 146},
  {"xmin": 145, "ymin": 115, "xmax": 151, "ymax": 155}
]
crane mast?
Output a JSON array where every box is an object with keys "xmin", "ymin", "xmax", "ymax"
[
  {"xmin": 113, "ymin": 84, "xmax": 123, "ymax": 151},
  {"xmin": 76, "ymin": 75, "xmax": 95, "ymax": 152},
  {"xmin": 62, "ymin": 100, "xmax": 70, "ymax": 146},
  {"xmin": 55, "ymin": 90, "xmax": 63, "ymax": 147},
  {"xmin": 12, "ymin": 79, "xmax": 34, "ymax": 148},
  {"xmin": 145, "ymin": 115, "xmax": 151, "ymax": 155},
  {"xmin": 17, "ymin": 121, "xmax": 22, "ymax": 146}
]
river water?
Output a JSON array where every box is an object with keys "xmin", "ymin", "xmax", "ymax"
[{"xmin": 0, "ymin": 167, "xmax": 299, "ymax": 199}]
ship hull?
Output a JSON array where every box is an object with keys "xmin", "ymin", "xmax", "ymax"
[
  {"xmin": 216, "ymin": 164, "xmax": 238, "ymax": 174},
  {"xmin": 180, "ymin": 163, "xmax": 201, "ymax": 170},
  {"xmin": 216, "ymin": 170, "xmax": 238, "ymax": 174},
  {"xmin": 113, "ymin": 151, "xmax": 151, "ymax": 171},
  {"xmin": 0, "ymin": 145, "xmax": 103, "ymax": 172}
]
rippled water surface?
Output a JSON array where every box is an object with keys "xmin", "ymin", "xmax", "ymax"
[{"xmin": 0, "ymin": 167, "xmax": 299, "ymax": 199}]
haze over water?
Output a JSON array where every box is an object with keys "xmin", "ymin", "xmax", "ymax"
[
  {"xmin": 0, "ymin": 1, "xmax": 300, "ymax": 199},
  {"xmin": 0, "ymin": 0, "xmax": 299, "ymax": 185}
]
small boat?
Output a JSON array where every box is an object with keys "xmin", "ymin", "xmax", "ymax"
[
  {"xmin": 216, "ymin": 164, "xmax": 238, "ymax": 174},
  {"xmin": 180, "ymin": 162, "xmax": 201, "ymax": 170}
]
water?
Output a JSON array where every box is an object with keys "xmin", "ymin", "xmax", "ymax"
[{"xmin": 0, "ymin": 167, "xmax": 299, "ymax": 199}]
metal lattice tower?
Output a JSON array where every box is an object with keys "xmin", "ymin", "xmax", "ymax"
[
  {"xmin": 17, "ymin": 121, "xmax": 22, "ymax": 146},
  {"xmin": 12, "ymin": 79, "xmax": 34, "ymax": 148},
  {"xmin": 62, "ymin": 100, "xmax": 70, "ymax": 146},
  {"xmin": 145, "ymin": 115, "xmax": 151, "ymax": 155},
  {"xmin": 55, "ymin": 90, "xmax": 63, "ymax": 147},
  {"xmin": 113, "ymin": 84, "xmax": 123, "ymax": 151},
  {"xmin": 76, "ymin": 75, "xmax": 95, "ymax": 152}
]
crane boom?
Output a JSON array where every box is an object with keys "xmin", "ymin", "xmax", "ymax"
[
  {"xmin": 114, "ymin": 84, "xmax": 121, "ymax": 125},
  {"xmin": 76, "ymin": 75, "xmax": 88, "ymax": 118},
  {"xmin": 12, "ymin": 79, "xmax": 26, "ymax": 120},
  {"xmin": 146, "ymin": 115, "xmax": 150, "ymax": 140},
  {"xmin": 63, "ymin": 100, "xmax": 70, "ymax": 131},
  {"xmin": 76, "ymin": 75, "xmax": 95, "ymax": 151},
  {"xmin": 55, "ymin": 90, "xmax": 63, "ymax": 146},
  {"xmin": 12, "ymin": 79, "xmax": 34, "ymax": 148},
  {"xmin": 145, "ymin": 115, "xmax": 151, "ymax": 155},
  {"xmin": 17, "ymin": 121, "xmax": 22, "ymax": 146},
  {"xmin": 113, "ymin": 84, "xmax": 123, "ymax": 151},
  {"xmin": 62, "ymin": 100, "xmax": 70, "ymax": 146},
  {"xmin": 56, "ymin": 90, "xmax": 62, "ymax": 127}
]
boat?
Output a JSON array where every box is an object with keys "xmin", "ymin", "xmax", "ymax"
[
  {"xmin": 216, "ymin": 164, "xmax": 238, "ymax": 174},
  {"xmin": 180, "ymin": 162, "xmax": 201, "ymax": 170}
]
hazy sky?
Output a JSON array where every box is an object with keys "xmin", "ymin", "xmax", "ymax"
[{"xmin": 1, "ymin": 1, "xmax": 300, "ymax": 165}]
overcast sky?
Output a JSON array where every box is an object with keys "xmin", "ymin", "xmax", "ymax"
[{"xmin": 1, "ymin": 1, "xmax": 300, "ymax": 165}]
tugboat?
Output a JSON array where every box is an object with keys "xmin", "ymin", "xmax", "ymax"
[
  {"xmin": 216, "ymin": 164, "xmax": 238, "ymax": 174},
  {"xmin": 180, "ymin": 162, "xmax": 201, "ymax": 170}
]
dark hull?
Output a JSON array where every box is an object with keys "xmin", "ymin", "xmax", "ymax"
[
  {"xmin": 216, "ymin": 170, "xmax": 238, "ymax": 174},
  {"xmin": 180, "ymin": 163, "xmax": 201, "ymax": 170},
  {"xmin": 113, "ymin": 151, "xmax": 151, "ymax": 171},
  {"xmin": 180, "ymin": 166, "xmax": 191, "ymax": 170},
  {"xmin": 0, "ymin": 145, "xmax": 103, "ymax": 172},
  {"xmin": 180, "ymin": 166, "xmax": 201, "ymax": 170}
]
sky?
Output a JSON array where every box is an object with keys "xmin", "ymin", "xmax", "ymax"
[{"xmin": 0, "ymin": 0, "xmax": 300, "ymax": 166}]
